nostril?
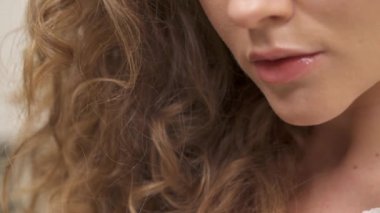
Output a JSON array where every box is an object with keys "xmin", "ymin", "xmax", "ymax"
[
  {"xmin": 269, "ymin": 16, "xmax": 282, "ymax": 21},
  {"xmin": 261, "ymin": 15, "xmax": 292, "ymax": 27}
]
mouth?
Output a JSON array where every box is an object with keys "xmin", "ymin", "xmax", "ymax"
[
  {"xmin": 248, "ymin": 50, "xmax": 323, "ymax": 84},
  {"xmin": 249, "ymin": 48, "xmax": 321, "ymax": 62}
]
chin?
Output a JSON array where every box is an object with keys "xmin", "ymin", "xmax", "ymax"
[
  {"xmin": 278, "ymin": 113, "xmax": 332, "ymax": 126},
  {"xmin": 270, "ymin": 102, "xmax": 349, "ymax": 127}
]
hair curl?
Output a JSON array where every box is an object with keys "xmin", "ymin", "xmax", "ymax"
[{"xmin": 2, "ymin": 0, "xmax": 312, "ymax": 212}]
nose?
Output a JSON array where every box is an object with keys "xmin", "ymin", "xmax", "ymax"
[{"xmin": 227, "ymin": 0, "xmax": 294, "ymax": 29}]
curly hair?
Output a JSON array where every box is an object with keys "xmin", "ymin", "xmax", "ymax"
[{"xmin": 2, "ymin": 0, "xmax": 313, "ymax": 212}]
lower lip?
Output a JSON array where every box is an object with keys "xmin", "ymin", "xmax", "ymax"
[{"xmin": 253, "ymin": 53, "xmax": 321, "ymax": 84}]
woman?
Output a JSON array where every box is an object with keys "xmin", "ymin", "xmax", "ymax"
[{"xmin": 3, "ymin": 0, "xmax": 380, "ymax": 212}]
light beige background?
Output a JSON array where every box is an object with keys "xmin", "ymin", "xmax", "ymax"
[{"xmin": 0, "ymin": 0, "xmax": 27, "ymax": 142}]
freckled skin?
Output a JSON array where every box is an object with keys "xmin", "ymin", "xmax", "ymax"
[{"xmin": 199, "ymin": 0, "xmax": 380, "ymax": 127}]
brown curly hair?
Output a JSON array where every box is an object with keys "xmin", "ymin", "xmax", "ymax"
[{"xmin": 2, "ymin": 0, "xmax": 312, "ymax": 212}]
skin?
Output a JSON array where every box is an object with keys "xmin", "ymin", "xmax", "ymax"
[{"xmin": 199, "ymin": 0, "xmax": 380, "ymax": 212}]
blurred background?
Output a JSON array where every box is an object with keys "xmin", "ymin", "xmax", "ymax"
[
  {"xmin": 0, "ymin": 1, "xmax": 28, "ymax": 211},
  {"xmin": 0, "ymin": 0, "xmax": 27, "ymax": 144}
]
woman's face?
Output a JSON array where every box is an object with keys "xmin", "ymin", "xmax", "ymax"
[{"xmin": 199, "ymin": 0, "xmax": 380, "ymax": 126}]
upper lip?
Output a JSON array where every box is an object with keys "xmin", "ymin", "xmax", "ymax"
[{"xmin": 249, "ymin": 48, "xmax": 321, "ymax": 62}]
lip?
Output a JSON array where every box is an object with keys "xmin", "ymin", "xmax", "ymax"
[
  {"xmin": 249, "ymin": 48, "xmax": 320, "ymax": 62},
  {"xmin": 248, "ymin": 49, "xmax": 323, "ymax": 84}
]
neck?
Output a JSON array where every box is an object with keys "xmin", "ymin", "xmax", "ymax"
[{"xmin": 300, "ymin": 82, "xmax": 380, "ymax": 180}]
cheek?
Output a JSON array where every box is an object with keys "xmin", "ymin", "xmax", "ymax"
[
  {"xmin": 199, "ymin": 1, "xmax": 244, "ymax": 52},
  {"xmin": 306, "ymin": 0, "xmax": 380, "ymax": 56},
  {"xmin": 199, "ymin": 1, "xmax": 227, "ymax": 31}
]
